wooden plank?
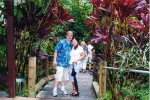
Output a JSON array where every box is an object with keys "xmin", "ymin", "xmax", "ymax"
[
  {"xmin": 35, "ymin": 77, "xmax": 49, "ymax": 92},
  {"xmin": 28, "ymin": 57, "xmax": 36, "ymax": 97}
]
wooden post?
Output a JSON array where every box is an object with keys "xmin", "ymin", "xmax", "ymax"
[
  {"xmin": 99, "ymin": 61, "xmax": 106, "ymax": 99},
  {"xmin": 5, "ymin": 0, "xmax": 16, "ymax": 97},
  {"xmin": 28, "ymin": 57, "xmax": 36, "ymax": 97},
  {"xmin": 103, "ymin": 61, "xmax": 107, "ymax": 98},
  {"xmin": 99, "ymin": 62, "xmax": 103, "ymax": 98}
]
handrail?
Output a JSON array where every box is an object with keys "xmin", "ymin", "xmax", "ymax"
[
  {"xmin": 103, "ymin": 66, "xmax": 150, "ymax": 74},
  {"xmin": 28, "ymin": 55, "xmax": 54, "ymax": 97}
]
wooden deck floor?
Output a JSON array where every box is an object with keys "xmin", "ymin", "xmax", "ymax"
[
  {"xmin": 0, "ymin": 71, "xmax": 96, "ymax": 100},
  {"xmin": 36, "ymin": 71, "xmax": 96, "ymax": 100}
]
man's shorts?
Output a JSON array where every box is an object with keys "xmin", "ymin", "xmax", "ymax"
[{"xmin": 55, "ymin": 66, "xmax": 69, "ymax": 81}]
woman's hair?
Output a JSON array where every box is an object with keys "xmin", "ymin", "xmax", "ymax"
[
  {"xmin": 72, "ymin": 36, "xmax": 79, "ymax": 50},
  {"xmin": 81, "ymin": 41, "xmax": 87, "ymax": 46}
]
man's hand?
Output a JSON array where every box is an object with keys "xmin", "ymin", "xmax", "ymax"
[{"xmin": 52, "ymin": 62, "xmax": 57, "ymax": 67}]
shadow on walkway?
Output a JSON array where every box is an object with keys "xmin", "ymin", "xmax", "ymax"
[{"xmin": 36, "ymin": 71, "xmax": 96, "ymax": 100}]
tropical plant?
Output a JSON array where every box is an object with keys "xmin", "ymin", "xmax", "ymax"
[
  {"xmin": 85, "ymin": 0, "xmax": 149, "ymax": 99},
  {"xmin": 0, "ymin": 0, "xmax": 74, "ymax": 95},
  {"xmin": 59, "ymin": 0, "xmax": 92, "ymax": 41}
]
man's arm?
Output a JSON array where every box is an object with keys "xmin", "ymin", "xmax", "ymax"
[{"xmin": 52, "ymin": 51, "xmax": 57, "ymax": 67}]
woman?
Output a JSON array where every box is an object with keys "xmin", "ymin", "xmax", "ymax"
[
  {"xmin": 69, "ymin": 37, "xmax": 85, "ymax": 97},
  {"xmin": 80, "ymin": 41, "xmax": 88, "ymax": 73}
]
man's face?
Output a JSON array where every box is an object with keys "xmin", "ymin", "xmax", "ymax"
[{"xmin": 66, "ymin": 32, "xmax": 73, "ymax": 41}]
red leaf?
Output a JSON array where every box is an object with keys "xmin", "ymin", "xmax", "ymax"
[
  {"xmin": 127, "ymin": 20, "xmax": 144, "ymax": 29},
  {"xmin": 56, "ymin": 6, "xmax": 74, "ymax": 23}
]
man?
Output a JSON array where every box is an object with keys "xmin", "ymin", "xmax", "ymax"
[{"xmin": 52, "ymin": 31, "xmax": 73, "ymax": 97}]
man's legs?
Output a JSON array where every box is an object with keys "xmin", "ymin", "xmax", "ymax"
[
  {"xmin": 60, "ymin": 68, "xmax": 69, "ymax": 95},
  {"xmin": 53, "ymin": 67, "xmax": 69, "ymax": 97},
  {"xmin": 52, "ymin": 67, "xmax": 63, "ymax": 97},
  {"xmin": 53, "ymin": 81, "xmax": 59, "ymax": 97}
]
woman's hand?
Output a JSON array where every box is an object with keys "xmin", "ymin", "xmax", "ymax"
[{"xmin": 73, "ymin": 60, "xmax": 78, "ymax": 64}]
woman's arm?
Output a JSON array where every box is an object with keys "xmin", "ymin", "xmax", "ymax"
[{"xmin": 73, "ymin": 52, "xmax": 85, "ymax": 64}]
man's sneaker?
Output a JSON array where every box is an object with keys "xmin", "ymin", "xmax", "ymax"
[
  {"xmin": 60, "ymin": 89, "xmax": 68, "ymax": 95},
  {"xmin": 52, "ymin": 90, "xmax": 57, "ymax": 97}
]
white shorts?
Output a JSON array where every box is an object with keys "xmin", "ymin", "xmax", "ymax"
[{"xmin": 55, "ymin": 66, "xmax": 69, "ymax": 81}]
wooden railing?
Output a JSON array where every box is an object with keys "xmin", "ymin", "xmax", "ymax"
[
  {"xmin": 28, "ymin": 55, "xmax": 54, "ymax": 97},
  {"xmin": 93, "ymin": 61, "xmax": 150, "ymax": 99}
]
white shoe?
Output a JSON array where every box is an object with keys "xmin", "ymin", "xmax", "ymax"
[
  {"xmin": 52, "ymin": 90, "xmax": 57, "ymax": 97},
  {"xmin": 60, "ymin": 89, "xmax": 68, "ymax": 95}
]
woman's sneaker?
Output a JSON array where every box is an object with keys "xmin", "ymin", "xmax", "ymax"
[
  {"xmin": 60, "ymin": 89, "xmax": 68, "ymax": 95},
  {"xmin": 52, "ymin": 90, "xmax": 57, "ymax": 97}
]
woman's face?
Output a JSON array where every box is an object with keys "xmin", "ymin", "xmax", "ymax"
[{"xmin": 72, "ymin": 39, "xmax": 78, "ymax": 46}]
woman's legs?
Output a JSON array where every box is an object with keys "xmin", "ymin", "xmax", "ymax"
[
  {"xmin": 71, "ymin": 82, "xmax": 76, "ymax": 94},
  {"xmin": 71, "ymin": 82, "xmax": 78, "ymax": 94}
]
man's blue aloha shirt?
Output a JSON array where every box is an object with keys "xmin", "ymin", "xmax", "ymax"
[{"xmin": 54, "ymin": 39, "xmax": 72, "ymax": 68}]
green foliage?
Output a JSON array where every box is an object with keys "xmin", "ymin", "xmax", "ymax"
[
  {"xmin": 106, "ymin": 90, "xmax": 112, "ymax": 100},
  {"xmin": 119, "ymin": 80, "xmax": 149, "ymax": 100},
  {"xmin": 59, "ymin": 0, "xmax": 92, "ymax": 41},
  {"xmin": 116, "ymin": 43, "xmax": 149, "ymax": 70},
  {"xmin": 49, "ymin": 67, "xmax": 56, "ymax": 75}
]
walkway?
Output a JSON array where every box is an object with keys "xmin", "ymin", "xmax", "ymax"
[
  {"xmin": 36, "ymin": 71, "xmax": 96, "ymax": 100},
  {"xmin": 0, "ymin": 71, "xmax": 96, "ymax": 100}
]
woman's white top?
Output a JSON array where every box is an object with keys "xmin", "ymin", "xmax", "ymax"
[{"xmin": 69, "ymin": 45, "xmax": 84, "ymax": 64}]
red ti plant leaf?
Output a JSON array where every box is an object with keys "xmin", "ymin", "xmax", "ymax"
[
  {"xmin": 127, "ymin": 20, "xmax": 144, "ymax": 29},
  {"xmin": 54, "ymin": 6, "xmax": 74, "ymax": 23},
  {"xmin": 86, "ymin": 12, "xmax": 101, "ymax": 30},
  {"xmin": 89, "ymin": 0, "xmax": 101, "ymax": 9},
  {"xmin": 36, "ymin": 44, "xmax": 47, "ymax": 59},
  {"xmin": 38, "ymin": 28, "xmax": 52, "ymax": 33},
  {"xmin": 113, "ymin": 0, "xmax": 140, "ymax": 20},
  {"xmin": 89, "ymin": 0, "xmax": 113, "ymax": 12},
  {"xmin": 84, "ymin": 20, "xmax": 95, "ymax": 29},
  {"xmin": 141, "ymin": 13, "xmax": 150, "ymax": 33},
  {"xmin": 127, "ymin": 13, "xmax": 150, "ymax": 33},
  {"xmin": 131, "ymin": 0, "xmax": 149, "ymax": 19},
  {"xmin": 90, "ymin": 25, "xmax": 114, "ymax": 44}
]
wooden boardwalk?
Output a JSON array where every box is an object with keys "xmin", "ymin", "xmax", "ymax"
[
  {"xmin": 0, "ymin": 71, "xmax": 96, "ymax": 100},
  {"xmin": 36, "ymin": 71, "xmax": 96, "ymax": 100}
]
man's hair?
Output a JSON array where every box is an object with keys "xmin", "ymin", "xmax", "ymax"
[{"xmin": 66, "ymin": 31, "xmax": 73, "ymax": 35}]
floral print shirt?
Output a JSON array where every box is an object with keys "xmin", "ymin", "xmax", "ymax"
[{"xmin": 54, "ymin": 39, "xmax": 72, "ymax": 68}]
